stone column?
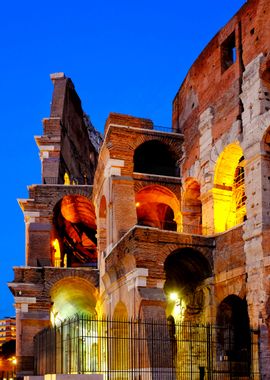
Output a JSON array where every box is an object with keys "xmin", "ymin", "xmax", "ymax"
[
  {"xmin": 198, "ymin": 107, "xmax": 215, "ymax": 234},
  {"xmin": 240, "ymin": 54, "xmax": 270, "ymax": 378},
  {"xmin": 11, "ymin": 289, "xmax": 50, "ymax": 378},
  {"xmin": 110, "ymin": 176, "xmax": 137, "ymax": 244}
]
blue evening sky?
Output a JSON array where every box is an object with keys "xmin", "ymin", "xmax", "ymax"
[{"xmin": 0, "ymin": 0, "xmax": 246, "ymax": 317}]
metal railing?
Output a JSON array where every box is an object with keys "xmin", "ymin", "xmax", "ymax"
[
  {"xmin": 137, "ymin": 219, "xmax": 215, "ymax": 236},
  {"xmin": 43, "ymin": 177, "xmax": 59, "ymax": 184},
  {"xmin": 34, "ymin": 315, "xmax": 260, "ymax": 379},
  {"xmin": 153, "ymin": 125, "xmax": 173, "ymax": 133}
]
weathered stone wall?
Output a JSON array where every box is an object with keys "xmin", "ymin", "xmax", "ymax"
[
  {"xmin": 36, "ymin": 73, "xmax": 100, "ymax": 186},
  {"xmin": 10, "ymin": 1, "xmax": 270, "ymax": 377},
  {"xmin": 171, "ymin": 0, "xmax": 270, "ymax": 376}
]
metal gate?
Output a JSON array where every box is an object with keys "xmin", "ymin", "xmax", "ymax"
[{"xmin": 34, "ymin": 315, "xmax": 260, "ymax": 379}]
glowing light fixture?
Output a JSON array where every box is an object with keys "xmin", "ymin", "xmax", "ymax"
[
  {"xmin": 64, "ymin": 172, "xmax": 70, "ymax": 185},
  {"xmin": 52, "ymin": 239, "xmax": 61, "ymax": 267},
  {"xmin": 169, "ymin": 292, "xmax": 178, "ymax": 301}
]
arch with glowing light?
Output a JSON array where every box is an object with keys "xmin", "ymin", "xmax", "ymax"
[
  {"xmin": 52, "ymin": 195, "xmax": 97, "ymax": 267},
  {"xmin": 213, "ymin": 143, "xmax": 246, "ymax": 232},
  {"xmin": 111, "ymin": 302, "xmax": 129, "ymax": 371},
  {"xmin": 50, "ymin": 277, "xmax": 98, "ymax": 325},
  {"xmin": 164, "ymin": 248, "xmax": 212, "ymax": 323},
  {"xmin": 135, "ymin": 185, "xmax": 181, "ymax": 231}
]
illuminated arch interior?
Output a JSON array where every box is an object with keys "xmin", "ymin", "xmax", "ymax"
[
  {"xmin": 164, "ymin": 248, "xmax": 212, "ymax": 322},
  {"xmin": 182, "ymin": 179, "xmax": 202, "ymax": 234},
  {"xmin": 52, "ymin": 195, "xmax": 97, "ymax": 267},
  {"xmin": 113, "ymin": 301, "xmax": 128, "ymax": 319},
  {"xmin": 134, "ymin": 140, "xmax": 178, "ymax": 177},
  {"xmin": 50, "ymin": 277, "xmax": 97, "ymax": 324},
  {"xmin": 214, "ymin": 144, "xmax": 246, "ymax": 232},
  {"xmin": 112, "ymin": 302, "xmax": 129, "ymax": 370},
  {"xmin": 135, "ymin": 186, "xmax": 180, "ymax": 231}
]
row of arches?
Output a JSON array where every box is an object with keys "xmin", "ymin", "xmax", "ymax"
[
  {"xmin": 50, "ymin": 186, "xmax": 181, "ymax": 268},
  {"xmin": 50, "ymin": 139, "xmax": 252, "ymax": 268},
  {"xmin": 134, "ymin": 139, "xmax": 248, "ymax": 233},
  {"xmin": 133, "ymin": 138, "xmax": 248, "ymax": 233},
  {"xmin": 48, "ymin": 245, "xmax": 250, "ymax": 367},
  {"xmin": 49, "ymin": 245, "xmax": 248, "ymax": 327},
  {"xmin": 183, "ymin": 142, "xmax": 247, "ymax": 233}
]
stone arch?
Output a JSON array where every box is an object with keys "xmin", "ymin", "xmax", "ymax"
[
  {"xmin": 133, "ymin": 140, "xmax": 180, "ymax": 177},
  {"xmin": 216, "ymin": 295, "xmax": 251, "ymax": 368},
  {"xmin": 52, "ymin": 194, "xmax": 97, "ymax": 267},
  {"xmin": 135, "ymin": 185, "xmax": 180, "ymax": 231},
  {"xmin": 164, "ymin": 248, "xmax": 212, "ymax": 323},
  {"xmin": 111, "ymin": 301, "xmax": 129, "ymax": 371},
  {"xmin": 130, "ymin": 133, "xmax": 183, "ymax": 161},
  {"xmin": 182, "ymin": 178, "xmax": 202, "ymax": 234},
  {"xmin": 213, "ymin": 143, "xmax": 246, "ymax": 232},
  {"xmin": 47, "ymin": 187, "xmax": 93, "ymax": 214},
  {"xmin": 113, "ymin": 301, "xmax": 128, "ymax": 320},
  {"xmin": 49, "ymin": 276, "xmax": 98, "ymax": 324}
]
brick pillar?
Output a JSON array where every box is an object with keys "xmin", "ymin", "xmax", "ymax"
[
  {"xmin": 110, "ymin": 176, "xmax": 137, "ymax": 243},
  {"xmin": 243, "ymin": 153, "xmax": 270, "ymax": 378},
  {"xmin": 25, "ymin": 218, "xmax": 52, "ymax": 266},
  {"xmin": 240, "ymin": 54, "xmax": 270, "ymax": 378},
  {"xmin": 139, "ymin": 294, "xmax": 173, "ymax": 379},
  {"xmin": 198, "ymin": 107, "xmax": 215, "ymax": 235},
  {"xmin": 14, "ymin": 299, "xmax": 50, "ymax": 378}
]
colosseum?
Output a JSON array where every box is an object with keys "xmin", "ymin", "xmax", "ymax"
[{"xmin": 8, "ymin": 0, "xmax": 270, "ymax": 379}]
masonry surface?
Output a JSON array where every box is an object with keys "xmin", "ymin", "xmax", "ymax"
[{"xmin": 8, "ymin": 0, "xmax": 270, "ymax": 378}]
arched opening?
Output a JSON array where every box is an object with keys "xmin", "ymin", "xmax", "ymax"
[
  {"xmin": 135, "ymin": 186, "xmax": 180, "ymax": 231},
  {"xmin": 50, "ymin": 278, "xmax": 98, "ymax": 373},
  {"xmin": 113, "ymin": 301, "xmax": 128, "ymax": 320},
  {"xmin": 217, "ymin": 295, "xmax": 251, "ymax": 373},
  {"xmin": 50, "ymin": 277, "xmax": 97, "ymax": 324},
  {"xmin": 98, "ymin": 196, "xmax": 107, "ymax": 253},
  {"xmin": 182, "ymin": 179, "xmax": 202, "ymax": 234},
  {"xmin": 134, "ymin": 140, "xmax": 179, "ymax": 177},
  {"xmin": 164, "ymin": 248, "xmax": 212, "ymax": 323},
  {"xmin": 214, "ymin": 143, "xmax": 246, "ymax": 232},
  {"xmin": 110, "ymin": 302, "xmax": 129, "ymax": 372},
  {"xmin": 52, "ymin": 195, "xmax": 97, "ymax": 267}
]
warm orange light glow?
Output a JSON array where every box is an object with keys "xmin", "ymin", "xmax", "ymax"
[
  {"xmin": 213, "ymin": 144, "xmax": 246, "ymax": 232},
  {"xmin": 52, "ymin": 239, "xmax": 61, "ymax": 267},
  {"xmin": 135, "ymin": 185, "xmax": 181, "ymax": 231},
  {"xmin": 169, "ymin": 292, "xmax": 178, "ymax": 301},
  {"xmin": 11, "ymin": 357, "xmax": 16, "ymax": 365},
  {"xmin": 64, "ymin": 172, "xmax": 70, "ymax": 185},
  {"xmin": 50, "ymin": 278, "xmax": 97, "ymax": 324}
]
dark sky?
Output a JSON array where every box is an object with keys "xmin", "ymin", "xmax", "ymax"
[{"xmin": 0, "ymin": 0, "xmax": 246, "ymax": 317}]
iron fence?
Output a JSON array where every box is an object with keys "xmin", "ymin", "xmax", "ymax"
[
  {"xmin": 34, "ymin": 315, "xmax": 260, "ymax": 379},
  {"xmin": 136, "ymin": 219, "xmax": 215, "ymax": 236}
]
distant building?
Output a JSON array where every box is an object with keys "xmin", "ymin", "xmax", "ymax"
[
  {"xmin": 8, "ymin": 0, "xmax": 270, "ymax": 378},
  {"xmin": 0, "ymin": 317, "xmax": 16, "ymax": 350}
]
